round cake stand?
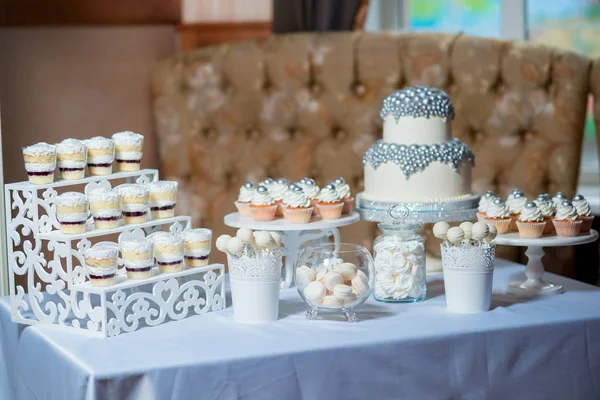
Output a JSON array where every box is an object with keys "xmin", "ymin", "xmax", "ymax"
[
  {"xmin": 224, "ymin": 212, "xmax": 360, "ymax": 289},
  {"xmin": 495, "ymin": 230, "xmax": 598, "ymax": 297}
]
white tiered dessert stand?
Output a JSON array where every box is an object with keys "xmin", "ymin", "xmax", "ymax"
[
  {"xmin": 224, "ymin": 212, "xmax": 360, "ymax": 288},
  {"xmin": 5, "ymin": 169, "xmax": 225, "ymax": 338},
  {"xmin": 495, "ymin": 230, "xmax": 598, "ymax": 296}
]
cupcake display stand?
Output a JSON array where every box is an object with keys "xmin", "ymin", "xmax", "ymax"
[
  {"xmin": 224, "ymin": 212, "xmax": 360, "ymax": 288},
  {"xmin": 495, "ymin": 230, "xmax": 598, "ymax": 297},
  {"xmin": 5, "ymin": 169, "xmax": 225, "ymax": 338}
]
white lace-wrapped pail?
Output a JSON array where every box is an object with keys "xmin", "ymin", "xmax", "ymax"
[
  {"xmin": 228, "ymin": 251, "xmax": 282, "ymax": 323},
  {"xmin": 441, "ymin": 244, "xmax": 495, "ymax": 313}
]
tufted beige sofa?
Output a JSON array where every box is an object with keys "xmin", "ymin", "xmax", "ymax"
[{"xmin": 151, "ymin": 32, "xmax": 596, "ymax": 271}]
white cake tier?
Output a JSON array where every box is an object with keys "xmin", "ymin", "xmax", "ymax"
[
  {"xmin": 363, "ymin": 160, "xmax": 472, "ymax": 203},
  {"xmin": 383, "ymin": 115, "xmax": 451, "ymax": 145}
]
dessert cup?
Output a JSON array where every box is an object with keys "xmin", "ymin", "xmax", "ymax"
[
  {"xmin": 23, "ymin": 142, "xmax": 56, "ymax": 184},
  {"xmin": 184, "ymin": 228, "xmax": 212, "ymax": 268},
  {"xmin": 580, "ymin": 216, "xmax": 594, "ymax": 233},
  {"xmin": 552, "ymin": 220, "xmax": 583, "ymax": 237},
  {"xmin": 112, "ymin": 131, "xmax": 144, "ymax": 172},
  {"xmin": 88, "ymin": 188, "xmax": 121, "ymax": 230},
  {"xmin": 341, "ymin": 197, "xmax": 354, "ymax": 214},
  {"xmin": 84, "ymin": 245, "xmax": 118, "ymax": 287},
  {"xmin": 120, "ymin": 237, "xmax": 154, "ymax": 280},
  {"xmin": 152, "ymin": 232, "xmax": 184, "ymax": 273},
  {"xmin": 55, "ymin": 192, "xmax": 89, "ymax": 234},
  {"xmin": 250, "ymin": 204, "xmax": 277, "ymax": 222},
  {"xmin": 484, "ymin": 217, "xmax": 511, "ymax": 234},
  {"xmin": 117, "ymin": 184, "xmax": 149, "ymax": 224},
  {"xmin": 516, "ymin": 221, "xmax": 546, "ymax": 238},
  {"xmin": 235, "ymin": 201, "xmax": 252, "ymax": 217},
  {"xmin": 148, "ymin": 180, "xmax": 178, "ymax": 219},
  {"xmin": 317, "ymin": 202, "xmax": 343, "ymax": 220},
  {"xmin": 56, "ymin": 138, "xmax": 86, "ymax": 180},
  {"xmin": 284, "ymin": 207, "xmax": 313, "ymax": 224},
  {"xmin": 85, "ymin": 137, "xmax": 114, "ymax": 176}
]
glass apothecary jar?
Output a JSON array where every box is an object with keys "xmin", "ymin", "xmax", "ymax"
[{"xmin": 373, "ymin": 222, "xmax": 426, "ymax": 303}]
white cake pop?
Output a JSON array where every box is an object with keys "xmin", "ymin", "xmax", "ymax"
[
  {"xmin": 269, "ymin": 231, "xmax": 282, "ymax": 248},
  {"xmin": 486, "ymin": 224, "xmax": 497, "ymax": 242},
  {"xmin": 459, "ymin": 221, "xmax": 473, "ymax": 239},
  {"xmin": 472, "ymin": 222, "xmax": 489, "ymax": 241},
  {"xmin": 446, "ymin": 227, "xmax": 465, "ymax": 245},
  {"xmin": 236, "ymin": 228, "xmax": 253, "ymax": 244},
  {"xmin": 215, "ymin": 235, "xmax": 232, "ymax": 253},
  {"xmin": 433, "ymin": 221, "xmax": 450, "ymax": 240},
  {"xmin": 227, "ymin": 236, "xmax": 245, "ymax": 256},
  {"xmin": 254, "ymin": 231, "xmax": 274, "ymax": 248}
]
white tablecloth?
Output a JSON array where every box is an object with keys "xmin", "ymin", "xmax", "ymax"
[{"xmin": 2, "ymin": 259, "xmax": 600, "ymax": 400}]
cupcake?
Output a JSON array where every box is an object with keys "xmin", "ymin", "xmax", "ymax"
[
  {"xmin": 283, "ymin": 185, "xmax": 313, "ymax": 223},
  {"xmin": 117, "ymin": 184, "xmax": 149, "ymax": 224},
  {"xmin": 250, "ymin": 185, "xmax": 277, "ymax": 221},
  {"xmin": 120, "ymin": 237, "xmax": 154, "ymax": 279},
  {"xmin": 112, "ymin": 131, "xmax": 144, "ymax": 172},
  {"xmin": 88, "ymin": 188, "xmax": 121, "ymax": 230},
  {"xmin": 298, "ymin": 177, "xmax": 320, "ymax": 215},
  {"xmin": 552, "ymin": 192, "xmax": 567, "ymax": 208},
  {"xmin": 553, "ymin": 200, "xmax": 582, "ymax": 237},
  {"xmin": 148, "ymin": 180, "xmax": 178, "ymax": 219},
  {"xmin": 184, "ymin": 228, "xmax": 212, "ymax": 268},
  {"xmin": 270, "ymin": 178, "xmax": 289, "ymax": 217},
  {"xmin": 506, "ymin": 190, "xmax": 526, "ymax": 231},
  {"xmin": 152, "ymin": 232, "xmax": 185, "ymax": 273},
  {"xmin": 56, "ymin": 139, "xmax": 86, "ymax": 180},
  {"xmin": 84, "ymin": 245, "xmax": 118, "ymax": 287},
  {"xmin": 477, "ymin": 190, "xmax": 495, "ymax": 222},
  {"xmin": 22, "ymin": 142, "xmax": 56, "ymax": 184},
  {"xmin": 85, "ymin": 137, "xmax": 114, "ymax": 176},
  {"xmin": 534, "ymin": 194, "xmax": 555, "ymax": 234},
  {"xmin": 484, "ymin": 197, "xmax": 511, "ymax": 234},
  {"xmin": 572, "ymin": 194, "xmax": 594, "ymax": 233},
  {"xmin": 235, "ymin": 181, "xmax": 254, "ymax": 217},
  {"xmin": 332, "ymin": 177, "xmax": 353, "ymax": 214},
  {"xmin": 55, "ymin": 192, "xmax": 89, "ymax": 234},
  {"xmin": 316, "ymin": 183, "xmax": 343, "ymax": 220},
  {"xmin": 516, "ymin": 201, "xmax": 546, "ymax": 238}
]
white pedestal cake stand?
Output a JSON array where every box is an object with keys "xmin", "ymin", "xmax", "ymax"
[
  {"xmin": 224, "ymin": 212, "xmax": 360, "ymax": 289},
  {"xmin": 495, "ymin": 230, "xmax": 598, "ymax": 296}
]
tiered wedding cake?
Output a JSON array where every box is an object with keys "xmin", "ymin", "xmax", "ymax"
[{"xmin": 362, "ymin": 86, "xmax": 474, "ymax": 203}]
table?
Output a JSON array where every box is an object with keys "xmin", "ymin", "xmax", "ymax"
[{"xmin": 2, "ymin": 259, "xmax": 600, "ymax": 400}]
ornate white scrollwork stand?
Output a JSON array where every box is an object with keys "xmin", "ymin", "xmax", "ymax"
[
  {"xmin": 5, "ymin": 169, "xmax": 225, "ymax": 338},
  {"xmin": 495, "ymin": 230, "xmax": 598, "ymax": 297},
  {"xmin": 223, "ymin": 212, "xmax": 360, "ymax": 288}
]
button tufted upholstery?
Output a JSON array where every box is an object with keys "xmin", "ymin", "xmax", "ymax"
[{"xmin": 151, "ymin": 32, "xmax": 596, "ymax": 271}]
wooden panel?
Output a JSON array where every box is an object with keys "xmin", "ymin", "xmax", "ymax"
[
  {"xmin": 178, "ymin": 22, "xmax": 271, "ymax": 51},
  {"xmin": 0, "ymin": 0, "xmax": 180, "ymax": 26}
]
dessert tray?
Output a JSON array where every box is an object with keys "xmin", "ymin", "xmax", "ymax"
[
  {"xmin": 223, "ymin": 212, "xmax": 360, "ymax": 288},
  {"xmin": 495, "ymin": 230, "xmax": 598, "ymax": 296},
  {"xmin": 5, "ymin": 169, "xmax": 225, "ymax": 338}
]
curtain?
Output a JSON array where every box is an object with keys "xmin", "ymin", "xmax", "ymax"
[{"xmin": 272, "ymin": 0, "xmax": 364, "ymax": 33}]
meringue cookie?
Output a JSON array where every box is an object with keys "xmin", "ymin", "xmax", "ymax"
[
  {"xmin": 324, "ymin": 271, "xmax": 344, "ymax": 291},
  {"xmin": 215, "ymin": 235, "xmax": 231, "ymax": 253},
  {"xmin": 303, "ymin": 281, "xmax": 325, "ymax": 306},
  {"xmin": 459, "ymin": 222, "xmax": 473, "ymax": 239},
  {"xmin": 433, "ymin": 221, "xmax": 450, "ymax": 240},
  {"xmin": 335, "ymin": 263, "xmax": 357, "ymax": 282},
  {"xmin": 447, "ymin": 227, "xmax": 465, "ymax": 244},
  {"xmin": 295, "ymin": 265, "xmax": 315, "ymax": 286}
]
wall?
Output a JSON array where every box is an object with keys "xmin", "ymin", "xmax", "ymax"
[
  {"xmin": 182, "ymin": 0, "xmax": 271, "ymax": 23},
  {"xmin": 0, "ymin": 26, "xmax": 175, "ymax": 183}
]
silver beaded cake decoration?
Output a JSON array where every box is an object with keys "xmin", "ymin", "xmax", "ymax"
[
  {"xmin": 380, "ymin": 86, "xmax": 455, "ymax": 121},
  {"xmin": 362, "ymin": 138, "xmax": 475, "ymax": 178}
]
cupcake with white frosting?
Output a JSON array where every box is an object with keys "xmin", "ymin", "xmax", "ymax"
[
  {"xmin": 572, "ymin": 194, "xmax": 594, "ymax": 233},
  {"xmin": 477, "ymin": 190, "xmax": 495, "ymax": 222},
  {"xmin": 112, "ymin": 131, "xmax": 144, "ymax": 172},
  {"xmin": 534, "ymin": 194, "xmax": 555, "ymax": 234},
  {"xmin": 56, "ymin": 139, "xmax": 86, "ymax": 180},
  {"xmin": 184, "ymin": 228, "xmax": 212, "ymax": 268},
  {"xmin": 148, "ymin": 180, "xmax": 178, "ymax": 219},
  {"xmin": 84, "ymin": 245, "xmax": 118, "ymax": 287},
  {"xmin": 270, "ymin": 178, "xmax": 289, "ymax": 217},
  {"xmin": 553, "ymin": 200, "xmax": 582, "ymax": 237},
  {"xmin": 506, "ymin": 190, "xmax": 527, "ymax": 232},
  {"xmin": 120, "ymin": 237, "xmax": 154, "ymax": 280},
  {"xmin": 235, "ymin": 181, "xmax": 254, "ymax": 217},
  {"xmin": 332, "ymin": 177, "xmax": 353, "ymax": 214},
  {"xmin": 516, "ymin": 201, "xmax": 546, "ymax": 238},
  {"xmin": 317, "ymin": 183, "xmax": 343, "ymax": 220},
  {"xmin": 152, "ymin": 232, "xmax": 185, "ymax": 273},
  {"xmin": 85, "ymin": 137, "xmax": 114, "ymax": 176},
  {"xmin": 484, "ymin": 197, "xmax": 511, "ymax": 234},
  {"xmin": 55, "ymin": 192, "xmax": 89, "ymax": 234},
  {"xmin": 88, "ymin": 188, "xmax": 121, "ymax": 230},
  {"xmin": 116, "ymin": 184, "xmax": 149, "ymax": 224},
  {"xmin": 250, "ymin": 185, "xmax": 277, "ymax": 222},
  {"xmin": 298, "ymin": 177, "xmax": 320, "ymax": 215},
  {"xmin": 283, "ymin": 185, "xmax": 313, "ymax": 223},
  {"xmin": 552, "ymin": 192, "xmax": 567, "ymax": 207},
  {"xmin": 22, "ymin": 142, "xmax": 56, "ymax": 184}
]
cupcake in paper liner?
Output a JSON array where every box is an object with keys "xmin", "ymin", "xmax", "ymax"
[
  {"xmin": 331, "ymin": 177, "xmax": 353, "ymax": 214},
  {"xmin": 56, "ymin": 138, "xmax": 86, "ymax": 180},
  {"xmin": 477, "ymin": 190, "xmax": 494, "ymax": 222},
  {"xmin": 23, "ymin": 142, "xmax": 56, "ymax": 184},
  {"xmin": 572, "ymin": 194, "xmax": 594, "ymax": 233},
  {"xmin": 298, "ymin": 177, "xmax": 320, "ymax": 216},
  {"xmin": 507, "ymin": 190, "xmax": 526, "ymax": 232},
  {"xmin": 249, "ymin": 185, "xmax": 277, "ymax": 222},
  {"xmin": 553, "ymin": 200, "xmax": 582, "ymax": 237},
  {"xmin": 283, "ymin": 185, "xmax": 313, "ymax": 224},
  {"xmin": 516, "ymin": 201, "xmax": 546, "ymax": 238},
  {"xmin": 112, "ymin": 131, "xmax": 144, "ymax": 172},
  {"xmin": 534, "ymin": 194, "xmax": 555, "ymax": 234},
  {"xmin": 316, "ymin": 184, "xmax": 343, "ymax": 220},
  {"xmin": 270, "ymin": 178, "xmax": 288, "ymax": 217},
  {"xmin": 484, "ymin": 197, "xmax": 511, "ymax": 234},
  {"xmin": 235, "ymin": 181, "xmax": 254, "ymax": 217}
]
